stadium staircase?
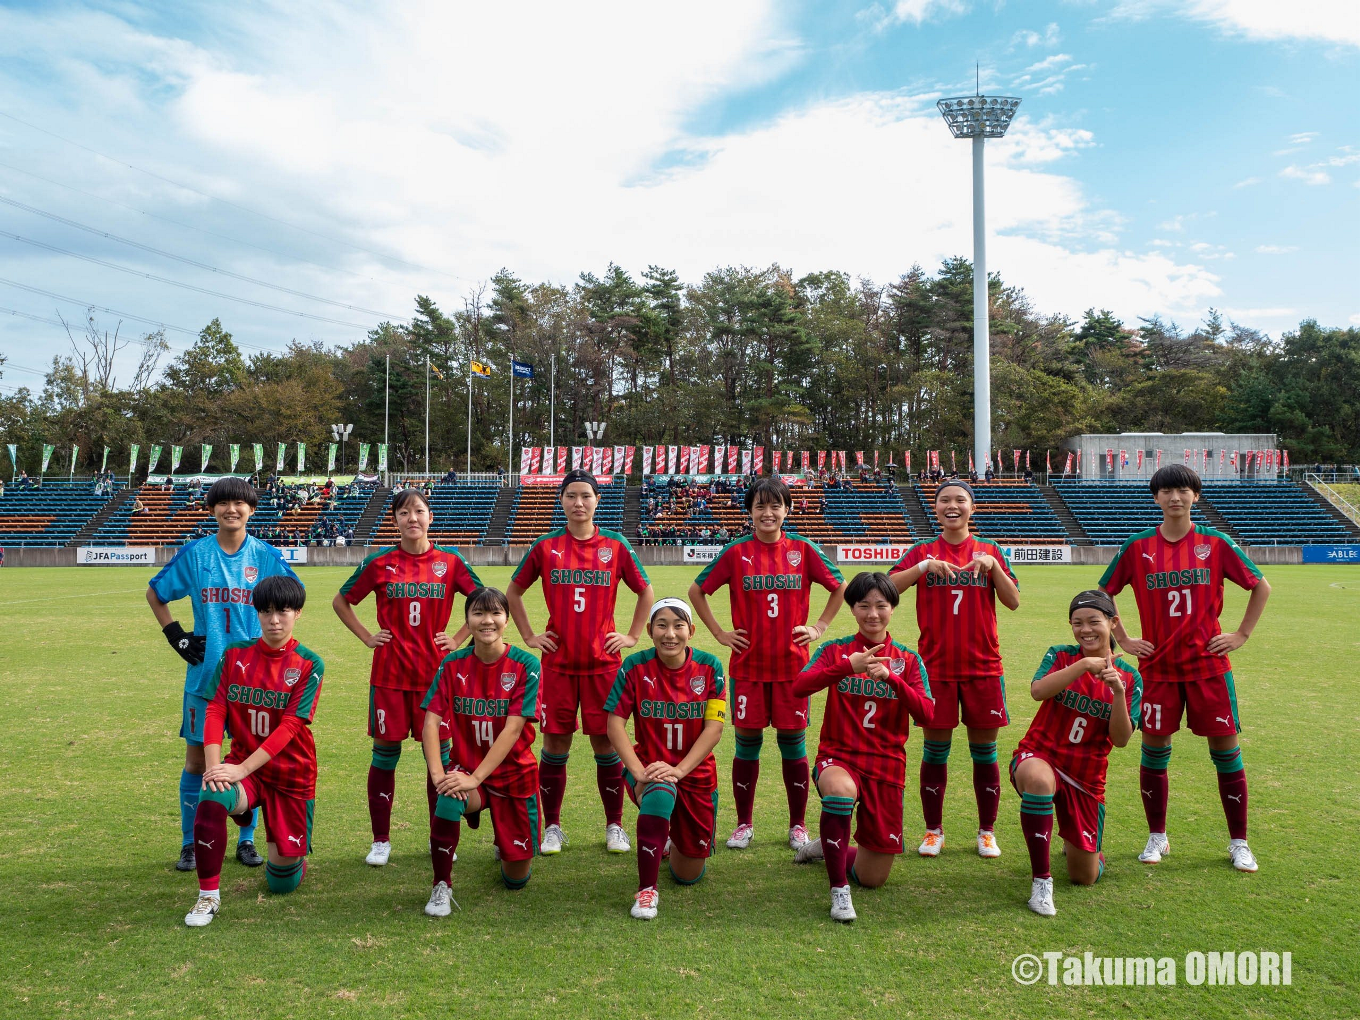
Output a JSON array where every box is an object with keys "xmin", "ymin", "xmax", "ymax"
[
  {"xmin": 1298, "ymin": 479, "xmax": 1360, "ymax": 541},
  {"xmin": 1192, "ymin": 500, "xmax": 1242, "ymax": 543},
  {"xmin": 899, "ymin": 487, "xmax": 934, "ymax": 538},
  {"xmin": 483, "ymin": 488, "xmax": 517, "ymax": 546},
  {"xmin": 1037, "ymin": 485, "xmax": 1090, "ymax": 546},
  {"xmin": 1199, "ymin": 482, "xmax": 1356, "ymax": 546},
  {"xmin": 913, "ymin": 482, "xmax": 1066, "ymax": 545},
  {"xmin": 623, "ymin": 486, "xmax": 641, "ymax": 541},
  {"xmin": 353, "ymin": 486, "xmax": 391, "ymax": 545},
  {"xmin": 69, "ymin": 486, "xmax": 135, "ymax": 546}
]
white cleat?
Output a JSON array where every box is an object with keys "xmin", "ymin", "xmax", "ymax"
[
  {"xmin": 184, "ymin": 893, "xmax": 220, "ymax": 927},
  {"xmin": 788, "ymin": 823, "xmax": 812, "ymax": 851},
  {"xmin": 631, "ymin": 886, "xmax": 659, "ymax": 920},
  {"xmin": 1229, "ymin": 839, "xmax": 1258, "ymax": 873},
  {"xmin": 1027, "ymin": 877, "xmax": 1056, "ymax": 917},
  {"xmin": 540, "ymin": 824, "xmax": 567, "ymax": 855},
  {"xmin": 606, "ymin": 823, "xmax": 631, "ymax": 854},
  {"xmin": 1138, "ymin": 832, "xmax": 1170, "ymax": 864},
  {"xmin": 424, "ymin": 880, "xmax": 458, "ymax": 917},
  {"xmin": 918, "ymin": 829, "xmax": 944, "ymax": 857},
  {"xmin": 365, "ymin": 840, "xmax": 392, "ymax": 866},
  {"xmin": 830, "ymin": 884, "xmax": 856, "ymax": 923},
  {"xmin": 662, "ymin": 837, "xmax": 672, "ymax": 859},
  {"xmin": 794, "ymin": 837, "xmax": 824, "ymax": 864},
  {"xmin": 977, "ymin": 829, "xmax": 1001, "ymax": 858},
  {"xmin": 493, "ymin": 844, "xmax": 502, "ymax": 862},
  {"xmin": 726, "ymin": 823, "xmax": 754, "ymax": 849}
]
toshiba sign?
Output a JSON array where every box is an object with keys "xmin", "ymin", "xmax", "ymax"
[{"xmin": 836, "ymin": 545, "xmax": 911, "ymax": 564}]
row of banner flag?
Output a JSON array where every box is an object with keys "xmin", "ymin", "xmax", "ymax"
[
  {"xmin": 5, "ymin": 442, "xmax": 390, "ymax": 476},
  {"xmin": 1081, "ymin": 447, "xmax": 1290, "ymax": 474}
]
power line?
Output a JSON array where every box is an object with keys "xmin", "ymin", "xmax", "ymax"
[
  {"xmin": 0, "ymin": 194, "xmax": 410, "ymax": 321},
  {"xmin": 0, "ymin": 110, "xmax": 467, "ymax": 283},
  {"xmin": 0, "ymin": 229, "xmax": 375, "ymax": 331}
]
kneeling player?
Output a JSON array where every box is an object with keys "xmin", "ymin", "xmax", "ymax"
[
  {"xmin": 605, "ymin": 598, "xmax": 725, "ymax": 920},
  {"xmin": 185, "ymin": 576, "xmax": 323, "ymax": 927},
  {"xmin": 420, "ymin": 587, "xmax": 541, "ymax": 916},
  {"xmin": 790, "ymin": 573, "xmax": 932, "ymax": 923},
  {"xmin": 1012, "ymin": 590, "xmax": 1140, "ymax": 917}
]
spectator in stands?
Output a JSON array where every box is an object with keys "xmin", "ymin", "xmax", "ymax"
[
  {"xmin": 969, "ymin": 469, "xmax": 979, "ymax": 484},
  {"xmin": 1023, "ymin": 467, "xmax": 1034, "ymax": 484},
  {"xmin": 131, "ymin": 495, "xmax": 149, "ymax": 516},
  {"xmin": 0, "ymin": 477, "xmax": 5, "ymax": 498},
  {"xmin": 984, "ymin": 466, "xmax": 995, "ymax": 483},
  {"xmin": 17, "ymin": 470, "xmax": 32, "ymax": 490}
]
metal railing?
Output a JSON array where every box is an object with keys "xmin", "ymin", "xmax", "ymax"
[{"xmin": 1304, "ymin": 473, "xmax": 1360, "ymax": 528}]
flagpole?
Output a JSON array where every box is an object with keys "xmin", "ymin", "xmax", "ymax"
[
  {"xmin": 549, "ymin": 351, "xmax": 555, "ymax": 452},
  {"xmin": 424, "ymin": 355, "xmax": 430, "ymax": 476},
  {"xmin": 466, "ymin": 355, "xmax": 473, "ymax": 474},
  {"xmin": 508, "ymin": 352, "xmax": 514, "ymax": 483},
  {"xmin": 384, "ymin": 353, "xmax": 390, "ymax": 486}
]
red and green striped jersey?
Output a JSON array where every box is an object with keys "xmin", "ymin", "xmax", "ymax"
[
  {"xmin": 340, "ymin": 544, "xmax": 481, "ymax": 691},
  {"xmin": 1099, "ymin": 525, "xmax": 1263, "ymax": 682},
  {"xmin": 203, "ymin": 637, "xmax": 323, "ymax": 799},
  {"xmin": 421, "ymin": 644, "xmax": 540, "ymax": 798},
  {"xmin": 510, "ymin": 527, "xmax": 650, "ymax": 676},
  {"xmin": 604, "ymin": 647, "xmax": 726, "ymax": 790},
  {"xmin": 1018, "ymin": 646, "xmax": 1143, "ymax": 802},
  {"xmin": 792, "ymin": 632, "xmax": 932, "ymax": 787},
  {"xmin": 694, "ymin": 531, "xmax": 843, "ymax": 682},
  {"xmin": 890, "ymin": 535, "xmax": 1017, "ymax": 682}
]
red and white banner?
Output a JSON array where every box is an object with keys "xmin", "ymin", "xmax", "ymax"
[
  {"xmin": 699, "ymin": 445, "xmax": 710, "ymax": 473},
  {"xmin": 855, "ymin": 451, "xmax": 865, "ymax": 468},
  {"xmin": 625, "ymin": 445, "xmax": 636, "ymax": 476},
  {"xmin": 817, "ymin": 451, "xmax": 826, "ymax": 471},
  {"xmin": 968, "ymin": 451, "xmax": 975, "ymax": 472},
  {"xmin": 520, "ymin": 447, "xmax": 533, "ymax": 474},
  {"xmin": 1136, "ymin": 449, "xmax": 1144, "ymax": 470},
  {"xmin": 753, "ymin": 447, "xmax": 764, "ymax": 475},
  {"xmin": 1026, "ymin": 450, "xmax": 1031, "ymax": 470},
  {"xmin": 1076, "ymin": 450, "xmax": 1082, "ymax": 474},
  {"xmin": 681, "ymin": 446, "xmax": 692, "ymax": 473},
  {"xmin": 1013, "ymin": 449, "xmax": 1021, "ymax": 472},
  {"xmin": 905, "ymin": 451, "xmax": 911, "ymax": 472},
  {"xmin": 521, "ymin": 473, "xmax": 613, "ymax": 487},
  {"xmin": 773, "ymin": 451, "xmax": 782, "ymax": 473},
  {"xmin": 727, "ymin": 446, "xmax": 739, "ymax": 473},
  {"xmin": 602, "ymin": 448, "xmax": 614, "ymax": 474},
  {"xmin": 1063, "ymin": 452, "xmax": 1073, "ymax": 475},
  {"xmin": 555, "ymin": 447, "xmax": 566, "ymax": 472},
  {"xmin": 642, "ymin": 446, "xmax": 654, "ymax": 475},
  {"xmin": 874, "ymin": 450, "xmax": 880, "ymax": 469},
  {"xmin": 801, "ymin": 451, "xmax": 811, "ymax": 472},
  {"xmin": 836, "ymin": 544, "xmax": 913, "ymax": 564},
  {"xmin": 1256, "ymin": 450, "xmax": 1265, "ymax": 470},
  {"xmin": 740, "ymin": 448, "xmax": 752, "ymax": 475},
  {"xmin": 571, "ymin": 446, "xmax": 582, "ymax": 469},
  {"xmin": 663, "ymin": 445, "xmax": 674, "ymax": 473},
  {"xmin": 1046, "ymin": 450, "xmax": 1051, "ymax": 473},
  {"xmin": 614, "ymin": 445, "xmax": 625, "ymax": 475},
  {"xmin": 713, "ymin": 446, "xmax": 725, "ymax": 473},
  {"xmin": 1283, "ymin": 448, "xmax": 1290, "ymax": 471},
  {"xmin": 1106, "ymin": 449, "xmax": 1115, "ymax": 471},
  {"xmin": 585, "ymin": 447, "xmax": 597, "ymax": 470},
  {"xmin": 1219, "ymin": 449, "xmax": 1225, "ymax": 471},
  {"xmin": 950, "ymin": 450, "xmax": 957, "ymax": 472}
]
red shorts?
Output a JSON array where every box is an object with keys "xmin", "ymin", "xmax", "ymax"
[
  {"xmin": 541, "ymin": 668, "xmax": 614, "ymax": 736},
  {"xmin": 624, "ymin": 773, "xmax": 719, "ymax": 859},
  {"xmin": 730, "ymin": 677, "xmax": 810, "ymax": 731},
  {"xmin": 813, "ymin": 754, "xmax": 906, "ymax": 855},
  {"xmin": 924, "ymin": 676, "xmax": 1009, "ymax": 730},
  {"xmin": 484, "ymin": 787, "xmax": 543, "ymax": 862},
  {"xmin": 1139, "ymin": 674, "xmax": 1240, "ymax": 737},
  {"xmin": 1009, "ymin": 752, "xmax": 1104, "ymax": 853},
  {"xmin": 369, "ymin": 686, "xmax": 425, "ymax": 741},
  {"xmin": 238, "ymin": 774, "xmax": 314, "ymax": 856}
]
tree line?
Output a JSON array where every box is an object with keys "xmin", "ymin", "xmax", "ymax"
[{"xmin": 1, "ymin": 259, "xmax": 1356, "ymax": 475}]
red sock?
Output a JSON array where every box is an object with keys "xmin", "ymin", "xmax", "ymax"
[
  {"xmin": 193, "ymin": 801, "xmax": 228, "ymax": 892},
  {"xmin": 368, "ymin": 766, "xmax": 396, "ymax": 842},
  {"xmin": 636, "ymin": 813, "xmax": 669, "ymax": 890},
  {"xmin": 1217, "ymin": 769, "xmax": 1248, "ymax": 841},
  {"xmin": 596, "ymin": 755, "xmax": 625, "ymax": 827},
  {"xmin": 732, "ymin": 758, "xmax": 759, "ymax": 827},
  {"xmin": 1021, "ymin": 808, "xmax": 1053, "ymax": 879},
  {"xmin": 820, "ymin": 810, "xmax": 853, "ymax": 887},
  {"xmin": 426, "ymin": 773, "xmax": 439, "ymax": 827},
  {"xmin": 430, "ymin": 815, "xmax": 460, "ymax": 886},
  {"xmin": 782, "ymin": 757, "xmax": 810, "ymax": 827},
  {"xmin": 920, "ymin": 761, "xmax": 947, "ymax": 831},
  {"xmin": 539, "ymin": 753, "xmax": 568, "ymax": 827},
  {"xmin": 974, "ymin": 761, "xmax": 1001, "ymax": 830},
  {"xmin": 845, "ymin": 847, "xmax": 860, "ymax": 883},
  {"xmin": 1140, "ymin": 766, "xmax": 1169, "ymax": 833}
]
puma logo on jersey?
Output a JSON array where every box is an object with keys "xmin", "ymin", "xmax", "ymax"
[
  {"xmin": 1034, "ymin": 832, "xmax": 1048, "ymax": 842},
  {"xmin": 924, "ymin": 786, "xmax": 940, "ymax": 795},
  {"xmin": 741, "ymin": 555, "xmax": 754, "ymax": 564},
  {"xmin": 234, "ymin": 661, "xmax": 247, "ymax": 675},
  {"xmin": 1227, "ymin": 793, "xmax": 1243, "ymax": 803},
  {"xmin": 642, "ymin": 846, "xmax": 656, "ymax": 857},
  {"xmin": 825, "ymin": 838, "xmax": 841, "ymax": 848},
  {"xmin": 513, "ymin": 838, "xmax": 530, "ymax": 849},
  {"xmin": 385, "ymin": 564, "xmax": 398, "ymax": 572},
  {"xmin": 439, "ymin": 719, "xmax": 451, "ymax": 731},
  {"xmin": 197, "ymin": 839, "xmax": 215, "ymax": 850},
  {"xmin": 1215, "ymin": 715, "xmax": 1233, "ymax": 726},
  {"xmin": 989, "ymin": 709, "xmax": 1006, "ymax": 718},
  {"xmin": 699, "ymin": 840, "xmax": 708, "ymax": 848},
  {"xmin": 457, "ymin": 673, "xmax": 468, "ymax": 685},
  {"xmin": 1082, "ymin": 830, "xmax": 1095, "ymax": 840},
  {"xmin": 888, "ymin": 834, "xmax": 900, "ymax": 844},
  {"xmin": 643, "ymin": 677, "xmax": 656, "ymax": 688},
  {"xmin": 549, "ymin": 549, "xmax": 564, "ymax": 559},
  {"xmin": 735, "ymin": 782, "xmax": 749, "ymax": 790},
  {"xmin": 795, "ymin": 710, "xmax": 808, "ymax": 722},
  {"xmin": 436, "ymin": 846, "xmax": 453, "ymax": 856},
  {"xmin": 379, "ymin": 792, "xmax": 392, "ymax": 802},
  {"xmin": 1142, "ymin": 553, "xmax": 1156, "ymax": 562},
  {"xmin": 286, "ymin": 835, "xmax": 304, "ymax": 847}
]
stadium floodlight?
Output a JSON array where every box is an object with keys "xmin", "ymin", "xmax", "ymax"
[
  {"xmin": 585, "ymin": 421, "xmax": 606, "ymax": 443},
  {"xmin": 937, "ymin": 93, "xmax": 1020, "ymax": 476},
  {"xmin": 331, "ymin": 422, "xmax": 353, "ymax": 474}
]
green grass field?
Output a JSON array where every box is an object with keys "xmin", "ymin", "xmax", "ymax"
[{"xmin": 2, "ymin": 564, "xmax": 1357, "ymax": 1019}]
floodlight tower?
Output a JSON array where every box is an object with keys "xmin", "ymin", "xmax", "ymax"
[{"xmin": 937, "ymin": 92, "xmax": 1020, "ymax": 475}]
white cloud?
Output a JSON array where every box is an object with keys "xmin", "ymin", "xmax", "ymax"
[
  {"xmin": 1024, "ymin": 53, "xmax": 1073, "ymax": 73},
  {"xmin": 1280, "ymin": 165, "xmax": 1332, "ymax": 185},
  {"xmin": 859, "ymin": 0, "xmax": 968, "ymax": 30},
  {"xmin": 1255, "ymin": 244, "xmax": 1299, "ymax": 254},
  {"xmin": 1223, "ymin": 307, "xmax": 1298, "ymax": 318},
  {"xmin": 1011, "ymin": 23, "xmax": 1062, "ymax": 47},
  {"xmin": 1233, "ymin": 176, "xmax": 1262, "ymax": 187},
  {"xmin": 1111, "ymin": 0, "xmax": 1360, "ymax": 48},
  {"xmin": 1288, "ymin": 131, "xmax": 1320, "ymax": 144},
  {"xmin": 1350, "ymin": 313, "xmax": 1360, "ymax": 325}
]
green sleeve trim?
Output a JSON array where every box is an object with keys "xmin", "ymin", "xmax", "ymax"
[
  {"xmin": 435, "ymin": 545, "xmax": 485, "ymax": 590},
  {"xmin": 602, "ymin": 664, "xmax": 630, "ymax": 715},
  {"xmin": 1200, "ymin": 526, "xmax": 1264, "ymax": 580},
  {"xmin": 621, "ymin": 648, "xmax": 657, "ymax": 672},
  {"xmin": 805, "ymin": 536, "xmax": 844, "ymax": 583},
  {"xmin": 339, "ymin": 547, "xmax": 389, "ymax": 597},
  {"xmin": 601, "ymin": 529, "xmax": 651, "ymax": 586},
  {"xmin": 1126, "ymin": 668, "xmax": 1144, "ymax": 728},
  {"xmin": 1032, "ymin": 644, "xmax": 1069, "ymax": 683},
  {"xmin": 518, "ymin": 653, "xmax": 540, "ymax": 718},
  {"xmin": 806, "ymin": 634, "xmax": 856, "ymax": 668},
  {"xmin": 691, "ymin": 648, "xmax": 725, "ymax": 673},
  {"xmin": 291, "ymin": 645, "xmax": 325, "ymax": 719},
  {"xmin": 695, "ymin": 536, "xmax": 750, "ymax": 584},
  {"xmin": 1098, "ymin": 529, "xmax": 1151, "ymax": 589},
  {"xmin": 511, "ymin": 530, "xmax": 562, "ymax": 585}
]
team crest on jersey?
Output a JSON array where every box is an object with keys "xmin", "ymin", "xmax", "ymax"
[
  {"xmin": 689, "ymin": 675, "xmax": 706, "ymax": 695},
  {"xmin": 243, "ymin": 566, "xmax": 258, "ymax": 584},
  {"xmin": 1194, "ymin": 543, "xmax": 1211, "ymax": 561},
  {"xmin": 432, "ymin": 560, "xmax": 447, "ymax": 578},
  {"xmin": 890, "ymin": 658, "xmax": 906, "ymax": 675},
  {"xmin": 284, "ymin": 667, "xmax": 301, "ymax": 687},
  {"xmin": 786, "ymin": 549, "xmax": 802, "ymax": 567},
  {"xmin": 597, "ymin": 546, "xmax": 614, "ymax": 564},
  {"xmin": 500, "ymin": 672, "xmax": 516, "ymax": 692}
]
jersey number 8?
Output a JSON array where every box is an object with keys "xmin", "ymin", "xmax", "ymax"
[{"xmin": 409, "ymin": 601, "xmax": 422, "ymax": 627}]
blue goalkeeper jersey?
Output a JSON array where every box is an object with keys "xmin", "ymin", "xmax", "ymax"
[{"xmin": 150, "ymin": 534, "xmax": 302, "ymax": 697}]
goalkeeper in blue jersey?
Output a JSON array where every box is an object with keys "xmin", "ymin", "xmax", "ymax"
[{"xmin": 147, "ymin": 477, "xmax": 302, "ymax": 872}]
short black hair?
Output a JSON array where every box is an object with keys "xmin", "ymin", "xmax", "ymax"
[
  {"xmin": 390, "ymin": 488, "xmax": 432, "ymax": 515},
  {"xmin": 465, "ymin": 586, "xmax": 510, "ymax": 619},
  {"xmin": 560, "ymin": 469, "xmax": 599, "ymax": 496},
  {"xmin": 1149, "ymin": 464, "xmax": 1202, "ymax": 495},
  {"xmin": 205, "ymin": 477, "xmax": 258, "ymax": 508},
  {"xmin": 744, "ymin": 476, "xmax": 791, "ymax": 512},
  {"xmin": 846, "ymin": 571, "xmax": 899, "ymax": 608},
  {"xmin": 253, "ymin": 575, "xmax": 306, "ymax": 613}
]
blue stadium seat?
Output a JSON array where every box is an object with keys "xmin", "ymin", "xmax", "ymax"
[
  {"xmin": 915, "ymin": 482, "xmax": 1065, "ymax": 544},
  {"xmin": 1201, "ymin": 482, "xmax": 1354, "ymax": 545},
  {"xmin": 0, "ymin": 478, "xmax": 123, "ymax": 548},
  {"xmin": 1051, "ymin": 482, "xmax": 1208, "ymax": 545},
  {"xmin": 370, "ymin": 481, "xmax": 499, "ymax": 546}
]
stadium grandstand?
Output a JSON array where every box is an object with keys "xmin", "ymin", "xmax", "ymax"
[
  {"xmin": 913, "ymin": 481, "xmax": 1066, "ymax": 545},
  {"xmin": 0, "ymin": 477, "xmax": 125, "ymax": 548},
  {"xmin": 505, "ymin": 477, "xmax": 626, "ymax": 545},
  {"xmin": 369, "ymin": 479, "xmax": 500, "ymax": 547}
]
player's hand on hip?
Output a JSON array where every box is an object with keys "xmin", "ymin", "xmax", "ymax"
[
  {"xmin": 433, "ymin": 631, "xmax": 454, "ymax": 651},
  {"xmin": 1118, "ymin": 636, "xmax": 1155, "ymax": 658},
  {"xmin": 163, "ymin": 621, "xmax": 206, "ymax": 665},
  {"xmin": 604, "ymin": 631, "xmax": 637, "ymax": 655},
  {"xmin": 791, "ymin": 624, "xmax": 821, "ymax": 647},
  {"xmin": 365, "ymin": 629, "xmax": 393, "ymax": 649},
  {"xmin": 528, "ymin": 631, "xmax": 559, "ymax": 653},
  {"xmin": 718, "ymin": 628, "xmax": 750, "ymax": 650},
  {"xmin": 1207, "ymin": 630, "xmax": 1247, "ymax": 654}
]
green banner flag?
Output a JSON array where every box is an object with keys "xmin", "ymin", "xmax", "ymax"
[
  {"xmin": 129, "ymin": 444, "xmax": 140, "ymax": 475},
  {"xmin": 70, "ymin": 445, "xmax": 79, "ymax": 474},
  {"xmin": 201, "ymin": 444, "xmax": 213, "ymax": 472},
  {"xmin": 170, "ymin": 445, "xmax": 183, "ymax": 473},
  {"xmin": 229, "ymin": 444, "xmax": 240, "ymax": 472},
  {"xmin": 147, "ymin": 445, "xmax": 163, "ymax": 474},
  {"xmin": 296, "ymin": 442, "xmax": 306, "ymax": 473},
  {"xmin": 6, "ymin": 443, "xmax": 16, "ymax": 472},
  {"xmin": 327, "ymin": 443, "xmax": 337, "ymax": 473},
  {"xmin": 101, "ymin": 446, "xmax": 110, "ymax": 472},
  {"xmin": 253, "ymin": 443, "xmax": 264, "ymax": 473},
  {"xmin": 358, "ymin": 443, "xmax": 370, "ymax": 471},
  {"xmin": 41, "ymin": 444, "xmax": 54, "ymax": 474},
  {"xmin": 275, "ymin": 443, "xmax": 286, "ymax": 473},
  {"xmin": 377, "ymin": 443, "xmax": 388, "ymax": 472}
]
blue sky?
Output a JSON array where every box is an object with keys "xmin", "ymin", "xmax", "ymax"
[{"xmin": 0, "ymin": 0, "xmax": 1355, "ymax": 393}]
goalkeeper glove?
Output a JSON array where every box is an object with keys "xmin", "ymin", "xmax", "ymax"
[{"xmin": 163, "ymin": 621, "xmax": 207, "ymax": 665}]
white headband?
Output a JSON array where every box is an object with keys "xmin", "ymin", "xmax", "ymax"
[{"xmin": 650, "ymin": 597, "xmax": 692, "ymax": 623}]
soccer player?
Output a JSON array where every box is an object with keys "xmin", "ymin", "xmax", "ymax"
[
  {"xmin": 605, "ymin": 598, "xmax": 726, "ymax": 920},
  {"xmin": 420, "ymin": 587, "xmax": 541, "ymax": 916},
  {"xmin": 1012, "ymin": 590, "xmax": 1141, "ymax": 917},
  {"xmin": 789, "ymin": 572, "xmax": 932, "ymax": 922},
  {"xmin": 333, "ymin": 488, "xmax": 480, "ymax": 866},
  {"xmin": 183, "ymin": 575, "xmax": 322, "ymax": 926},
  {"xmin": 1099, "ymin": 464, "xmax": 1270, "ymax": 872},
  {"xmin": 689, "ymin": 476, "xmax": 845, "ymax": 851},
  {"xmin": 147, "ymin": 477, "xmax": 300, "ymax": 872},
  {"xmin": 508, "ymin": 469, "xmax": 654, "ymax": 855},
  {"xmin": 888, "ymin": 479, "xmax": 1019, "ymax": 859}
]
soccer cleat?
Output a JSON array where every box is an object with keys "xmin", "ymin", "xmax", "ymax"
[
  {"xmin": 540, "ymin": 824, "xmax": 567, "ymax": 855},
  {"xmin": 605, "ymin": 823, "xmax": 631, "ymax": 854},
  {"xmin": 662, "ymin": 837, "xmax": 672, "ymax": 859},
  {"xmin": 235, "ymin": 841, "xmax": 264, "ymax": 868},
  {"xmin": 184, "ymin": 893, "xmax": 220, "ymax": 927},
  {"xmin": 631, "ymin": 887, "xmax": 659, "ymax": 920},
  {"xmin": 788, "ymin": 823, "xmax": 812, "ymax": 851},
  {"xmin": 1027, "ymin": 877, "xmax": 1056, "ymax": 917},
  {"xmin": 726, "ymin": 823, "xmax": 754, "ymax": 849},
  {"xmin": 424, "ymin": 881, "xmax": 458, "ymax": 917},
  {"xmin": 918, "ymin": 829, "xmax": 944, "ymax": 857},
  {"xmin": 1138, "ymin": 832, "xmax": 1170, "ymax": 864},
  {"xmin": 493, "ymin": 844, "xmax": 502, "ymax": 862},
  {"xmin": 794, "ymin": 837, "xmax": 824, "ymax": 864},
  {"xmin": 1228, "ymin": 840, "xmax": 1258, "ymax": 873},
  {"xmin": 365, "ymin": 840, "xmax": 392, "ymax": 866},
  {"xmin": 830, "ymin": 884, "xmax": 856, "ymax": 923},
  {"xmin": 176, "ymin": 844, "xmax": 197, "ymax": 872},
  {"xmin": 977, "ymin": 829, "xmax": 1001, "ymax": 859}
]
